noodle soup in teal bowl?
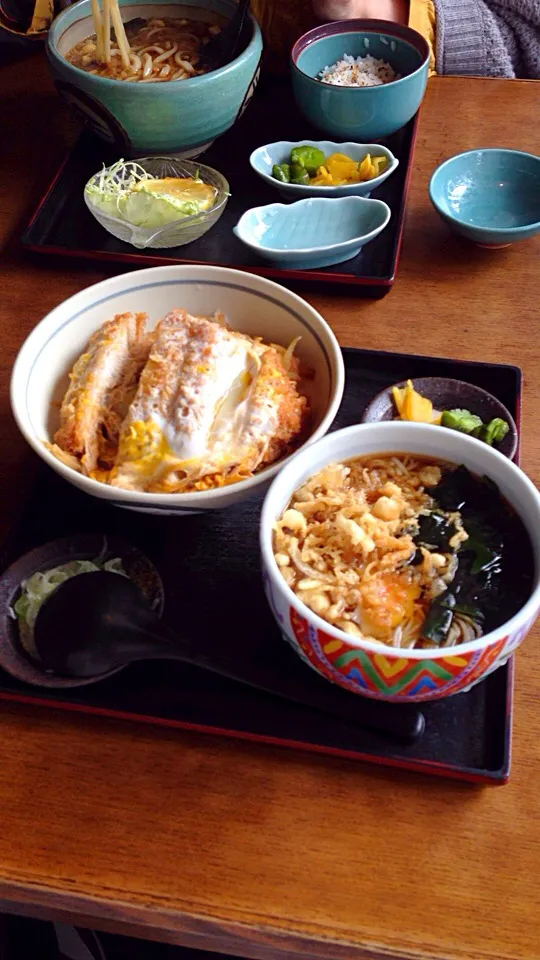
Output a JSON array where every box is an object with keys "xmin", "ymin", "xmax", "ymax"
[{"xmin": 47, "ymin": 0, "xmax": 262, "ymax": 156}]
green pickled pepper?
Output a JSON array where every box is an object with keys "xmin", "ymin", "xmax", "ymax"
[
  {"xmin": 290, "ymin": 145, "xmax": 326, "ymax": 176},
  {"xmin": 272, "ymin": 163, "xmax": 291, "ymax": 183},
  {"xmin": 290, "ymin": 163, "xmax": 310, "ymax": 185}
]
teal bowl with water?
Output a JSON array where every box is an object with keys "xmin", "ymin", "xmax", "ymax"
[
  {"xmin": 290, "ymin": 19, "xmax": 429, "ymax": 141},
  {"xmin": 429, "ymin": 148, "xmax": 540, "ymax": 248},
  {"xmin": 47, "ymin": 0, "xmax": 262, "ymax": 157}
]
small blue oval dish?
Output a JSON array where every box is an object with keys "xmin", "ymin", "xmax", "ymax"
[
  {"xmin": 429, "ymin": 148, "xmax": 540, "ymax": 248},
  {"xmin": 249, "ymin": 140, "xmax": 399, "ymax": 198},
  {"xmin": 233, "ymin": 196, "xmax": 391, "ymax": 270}
]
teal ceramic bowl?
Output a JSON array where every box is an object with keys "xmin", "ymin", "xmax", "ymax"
[
  {"xmin": 234, "ymin": 196, "xmax": 391, "ymax": 270},
  {"xmin": 47, "ymin": 0, "xmax": 262, "ymax": 157},
  {"xmin": 429, "ymin": 148, "xmax": 540, "ymax": 248},
  {"xmin": 291, "ymin": 19, "xmax": 429, "ymax": 141}
]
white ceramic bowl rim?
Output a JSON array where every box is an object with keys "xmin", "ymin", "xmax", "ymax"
[
  {"xmin": 429, "ymin": 148, "xmax": 540, "ymax": 234},
  {"xmin": 261, "ymin": 421, "xmax": 540, "ymax": 659},
  {"xmin": 236, "ymin": 197, "xmax": 391, "ymax": 254},
  {"xmin": 85, "ymin": 157, "xmax": 230, "ymax": 235},
  {"xmin": 11, "ymin": 265, "xmax": 345, "ymax": 508},
  {"xmin": 249, "ymin": 140, "xmax": 399, "ymax": 193},
  {"xmin": 49, "ymin": 1, "xmax": 262, "ymax": 90}
]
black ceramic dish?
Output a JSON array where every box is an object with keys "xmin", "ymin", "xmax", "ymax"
[
  {"xmin": 362, "ymin": 376, "xmax": 518, "ymax": 459},
  {"xmin": 0, "ymin": 347, "xmax": 522, "ymax": 784},
  {"xmin": 0, "ymin": 534, "xmax": 164, "ymax": 688}
]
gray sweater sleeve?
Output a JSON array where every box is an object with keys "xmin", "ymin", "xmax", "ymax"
[{"xmin": 434, "ymin": 0, "xmax": 540, "ymax": 78}]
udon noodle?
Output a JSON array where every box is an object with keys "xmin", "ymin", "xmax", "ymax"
[
  {"xmin": 273, "ymin": 454, "xmax": 533, "ymax": 650},
  {"xmin": 66, "ymin": 14, "xmax": 220, "ymax": 81}
]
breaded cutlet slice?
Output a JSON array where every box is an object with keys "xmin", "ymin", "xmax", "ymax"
[
  {"xmin": 109, "ymin": 309, "xmax": 310, "ymax": 493},
  {"xmin": 246, "ymin": 344, "xmax": 309, "ymax": 472},
  {"xmin": 51, "ymin": 312, "xmax": 151, "ymax": 475}
]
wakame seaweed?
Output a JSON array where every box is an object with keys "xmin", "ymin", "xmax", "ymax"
[
  {"xmin": 416, "ymin": 512, "xmax": 457, "ymax": 552},
  {"xmin": 420, "ymin": 592, "xmax": 456, "ymax": 645},
  {"xmin": 430, "ymin": 464, "xmax": 490, "ymax": 512},
  {"xmin": 418, "ymin": 465, "xmax": 533, "ymax": 645}
]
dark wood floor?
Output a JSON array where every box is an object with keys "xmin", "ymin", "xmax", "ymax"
[{"xmin": 0, "ymin": 915, "xmax": 235, "ymax": 960}]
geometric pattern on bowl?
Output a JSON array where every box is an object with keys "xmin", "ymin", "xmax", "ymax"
[{"xmin": 287, "ymin": 607, "xmax": 534, "ymax": 702}]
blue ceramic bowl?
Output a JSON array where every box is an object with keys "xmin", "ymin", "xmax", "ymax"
[
  {"xmin": 47, "ymin": 0, "xmax": 262, "ymax": 157},
  {"xmin": 291, "ymin": 19, "xmax": 429, "ymax": 141},
  {"xmin": 249, "ymin": 139, "xmax": 399, "ymax": 199},
  {"xmin": 233, "ymin": 196, "xmax": 391, "ymax": 270},
  {"xmin": 429, "ymin": 148, "xmax": 540, "ymax": 248}
]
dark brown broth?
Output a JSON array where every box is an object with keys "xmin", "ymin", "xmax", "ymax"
[
  {"xmin": 66, "ymin": 15, "xmax": 217, "ymax": 82},
  {"xmin": 344, "ymin": 453, "xmax": 534, "ymax": 635}
]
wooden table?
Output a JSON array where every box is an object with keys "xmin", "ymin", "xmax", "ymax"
[{"xmin": 0, "ymin": 53, "xmax": 539, "ymax": 960}]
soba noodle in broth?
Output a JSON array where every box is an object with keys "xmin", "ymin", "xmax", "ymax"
[
  {"xmin": 273, "ymin": 454, "xmax": 534, "ymax": 650},
  {"xmin": 66, "ymin": 15, "xmax": 220, "ymax": 81}
]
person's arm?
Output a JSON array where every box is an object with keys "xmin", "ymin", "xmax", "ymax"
[
  {"xmin": 312, "ymin": 0, "xmax": 436, "ymax": 73},
  {"xmin": 312, "ymin": 0, "xmax": 408, "ymax": 21},
  {"xmin": 434, "ymin": 0, "xmax": 540, "ymax": 78},
  {"xmin": 313, "ymin": 0, "xmax": 540, "ymax": 78}
]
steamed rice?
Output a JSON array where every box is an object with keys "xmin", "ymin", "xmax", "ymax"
[{"xmin": 319, "ymin": 54, "xmax": 398, "ymax": 87}]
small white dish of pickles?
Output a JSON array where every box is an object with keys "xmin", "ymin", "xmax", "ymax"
[{"xmin": 84, "ymin": 157, "xmax": 230, "ymax": 249}]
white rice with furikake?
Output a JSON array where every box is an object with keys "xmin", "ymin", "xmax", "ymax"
[{"xmin": 318, "ymin": 54, "xmax": 399, "ymax": 87}]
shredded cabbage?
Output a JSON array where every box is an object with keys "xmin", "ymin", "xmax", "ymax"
[
  {"xmin": 85, "ymin": 159, "xmax": 155, "ymax": 218},
  {"xmin": 283, "ymin": 336, "xmax": 301, "ymax": 374},
  {"xmin": 15, "ymin": 557, "xmax": 127, "ymax": 659}
]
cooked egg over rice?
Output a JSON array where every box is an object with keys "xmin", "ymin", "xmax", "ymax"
[{"xmin": 48, "ymin": 310, "xmax": 310, "ymax": 493}]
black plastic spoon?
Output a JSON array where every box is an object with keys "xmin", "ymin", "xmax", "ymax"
[
  {"xmin": 33, "ymin": 571, "xmax": 425, "ymax": 743},
  {"xmin": 199, "ymin": 0, "xmax": 251, "ymax": 71}
]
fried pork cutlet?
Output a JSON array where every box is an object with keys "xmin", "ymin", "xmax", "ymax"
[
  {"xmin": 109, "ymin": 309, "xmax": 309, "ymax": 493},
  {"xmin": 50, "ymin": 312, "xmax": 152, "ymax": 476}
]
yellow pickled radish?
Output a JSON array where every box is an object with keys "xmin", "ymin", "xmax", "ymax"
[
  {"xmin": 392, "ymin": 385, "xmax": 406, "ymax": 414},
  {"xmin": 396, "ymin": 380, "xmax": 441, "ymax": 424},
  {"xmin": 358, "ymin": 154, "xmax": 375, "ymax": 179},
  {"xmin": 326, "ymin": 152, "xmax": 360, "ymax": 181}
]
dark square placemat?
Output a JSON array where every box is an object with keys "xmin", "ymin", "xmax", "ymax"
[{"xmin": 0, "ymin": 348, "xmax": 521, "ymax": 783}]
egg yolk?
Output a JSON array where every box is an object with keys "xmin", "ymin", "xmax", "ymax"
[{"xmin": 359, "ymin": 574, "xmax": 421, "ymax": 639}]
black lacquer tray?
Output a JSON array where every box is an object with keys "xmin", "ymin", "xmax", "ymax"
[
  {"xmin": 20, "ymin": 78, "xmax": 418, "ymax": 298},
  {"xmin": 0, "ymin": 348, "xmax": 521, "ymax": 783}
]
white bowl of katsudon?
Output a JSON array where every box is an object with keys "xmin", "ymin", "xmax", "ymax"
[{"xmin": 11, "ymin": 265, "xmax": 344, "ymax": 514}]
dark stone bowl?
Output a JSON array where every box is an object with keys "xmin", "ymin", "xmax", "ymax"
[
  {"xmin": 0, "ymin": 534, "xmax": 164, "ymax": 689},
  {"xmin": 362, "ymin": 377, "xmax": 518, "ymax": 460}
]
